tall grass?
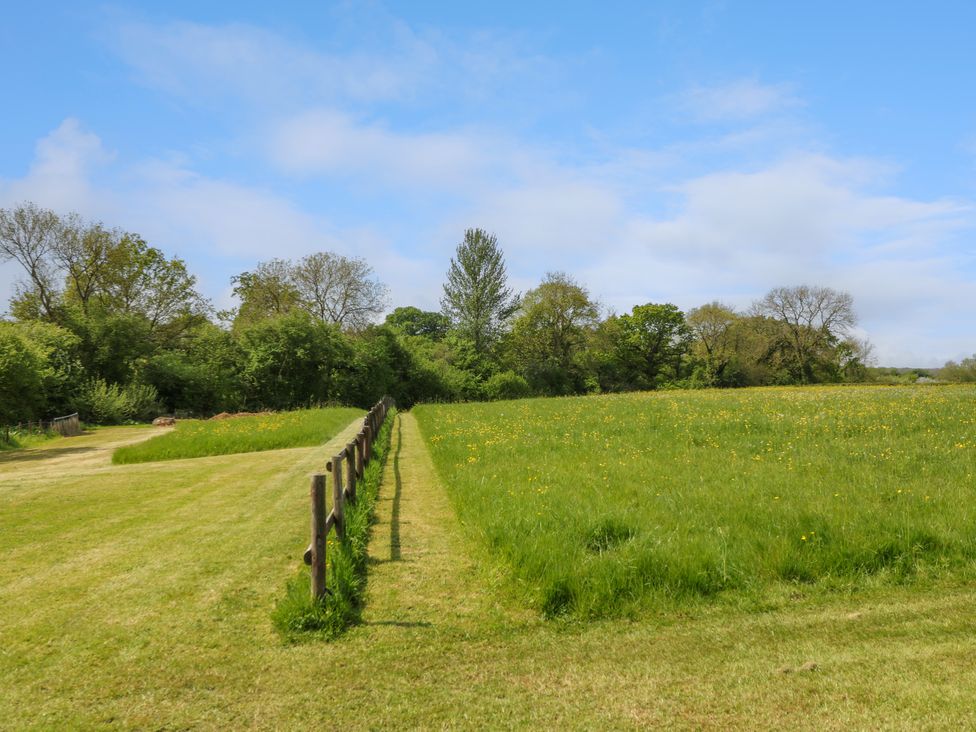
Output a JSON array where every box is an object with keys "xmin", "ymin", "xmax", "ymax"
[
  {"xmin": 271, "ymin": 409, "xmax": 395, "ymax": 640},
  {"xmin": 414, "ymin": 385, "xmax": 976, "ymax": 618},
  {"xmin": 112, "ymin": 407, "xmax": 363, "ymax": 463}
]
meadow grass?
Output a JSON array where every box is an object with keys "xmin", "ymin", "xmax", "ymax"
[
  {"xmin": 0, "ymin": 429, "xmax": 61, "ymax": 451},
  {"xmin": 112, "ymin": 407, "xmax": 363, "ymax": 463},
  {"xmin": 413, "ymin": 385, "xmax": 976, "ymax": 618}
]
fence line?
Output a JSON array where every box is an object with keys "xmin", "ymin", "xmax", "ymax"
[
  {"xmin": 303, "ymin": 396, "xmax": 394, "ymax": 599},
  {"xmin": 2, "ymin": 412, "xmax": 82, "ymax": 442}
]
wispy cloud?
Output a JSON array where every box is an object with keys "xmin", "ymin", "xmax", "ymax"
[{"xmin": 678, "ymin": 78, "xmax": 802, "ymax": 123}]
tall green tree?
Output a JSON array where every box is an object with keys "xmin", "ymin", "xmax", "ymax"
[
  {"xmin": 441, "ymin": 228, "xmax": 519, "ymax": 358},
  {"xmin": 612, "ymin": 303, "xmax": 692, "ymax": 389},
  {"xmin": 507, "ymin": 272, "xmax": 599, "ymax": 395}
]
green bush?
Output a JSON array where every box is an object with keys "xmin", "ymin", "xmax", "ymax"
[
  {"xmin": 484, "ymin": 370, "xmax": 531, "ymax": 401},
  {"xmin": 73, "ymin": 379, "xmax": 161, "ymax": 424}
]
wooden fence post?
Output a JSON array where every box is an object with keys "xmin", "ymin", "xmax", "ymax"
[
  {"xmin": 331, "ymin": 455, "xmax": 345, "ymax": 540},
  {"xmin": 346, "ymin": 441, "xmax": 357, "ymax": 502},
  {"xmin": 356, "ymin": 433, "xmax": 365, "ymax": 478},
  {"xmin": 310, "ymin": 474, "xmax": 327, "ymax": 600}
]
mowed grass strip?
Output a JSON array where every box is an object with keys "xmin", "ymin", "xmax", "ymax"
[
  {"xmin": 112, "ymin": 407, "xmax": 363, "ymax": 463},
  {"xmin": 414, "ymin": 385, "xmax": 976, "ymax": 618}
]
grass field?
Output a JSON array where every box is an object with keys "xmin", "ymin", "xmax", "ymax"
[
  {"xmin": 414, "ymin": 385, "xmax": 976, "ymax": 618},
  {"xmin": 3, "ymin": 408, "xmax": 976, "ymax": 728},
  {"xmin": 112, "ymin": 407, "xmax": 363, "ymax": 463}
]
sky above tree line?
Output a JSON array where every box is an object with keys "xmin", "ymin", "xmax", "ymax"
[{"xmin": 1, "ymin": 1, "xmax": 973, "ymax": 366}]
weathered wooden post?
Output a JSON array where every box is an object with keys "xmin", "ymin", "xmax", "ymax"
[
  {"xmin": 364, "ymin": 424, "xmax": 373, "ymax": 464},
  {"xmin": 331, "ymin": 454, "xmax": 345, "ymax": 541},
  {"xmin": 356, "ymin": 432, "xmax": 365, "ymax": 478},
  {"xmin": 346, "ymin": 441, "xmax": 357, "ymax": 502},
  {"xmin": 310, "ymin": 474, "xmax": 327, "ymax": 600}
]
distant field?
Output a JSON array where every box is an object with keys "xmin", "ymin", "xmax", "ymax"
[
  {"xmin": 414, "ymin": 385, "xmax": 976, "ymax": 618},
  {"xmin": 112, "ymin": 407, "xmax": 363, "ymax": 463}
]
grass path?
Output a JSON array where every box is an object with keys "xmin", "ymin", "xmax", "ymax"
[
  {"xmin": 0, "ymin": 425, "xmax": 168, "ymax": 479},
  {"xmin": 361, "ymin": 411, "xmax": 518, "ymax": 634}
]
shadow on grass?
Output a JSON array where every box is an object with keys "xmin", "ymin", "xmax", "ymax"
[
  {"xmin": 390, "ymin": 414, "xmax": 403, "ymax": 562},
  {"xmin": 362, "ymin": 619, "xmax": 433, "ymax": 629},
  {"xmin": 0, "ymin": 444, "xmax": 96, "ymax": 464}
]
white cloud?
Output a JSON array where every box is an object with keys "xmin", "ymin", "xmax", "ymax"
[
  {"xmin": 268, "ymin": 109, "xmax": 492, "ymax": 188},
  {"xmin": 112, "ymin": 20, "xmax": 429, "ymax": 107},
  {"xmin": 679, "ymin": 78, "xmax": 802, "ymax": 123},
  {"xmin": 0, "ymin": 118, "xmax": 112, "ymax": 214}
]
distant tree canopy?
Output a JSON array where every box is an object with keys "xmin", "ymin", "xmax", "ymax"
[
  {"xmin": 232, "ymin": 253, "xmax": 387, "ymax": 330},
  {"xmin": 1, "ymin": 201, "xmax": 890, "ymax": 428},
  {"xmin": 940, "ymin": 355, "xmax": 976, "ymax": 383},
  {"xmin": 385, "ymin": 306, "xmax": 450, "ymax": 340},
  {"xmin": 507, "ymin": 272, "xmax": 599, "ymax": 395}
]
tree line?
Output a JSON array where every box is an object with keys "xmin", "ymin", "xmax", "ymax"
[{"xmin": 0, "ymin": 203, "xmax": 970, "ymax": 426}]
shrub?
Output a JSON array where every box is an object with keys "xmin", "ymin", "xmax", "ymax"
[
  {"xmin": 484, "ymin": 370, "xmax": 531, "ymax": 401},
  {"xmin": 73, "ymin": 379, "xmax": 161, "ymax": 424}
]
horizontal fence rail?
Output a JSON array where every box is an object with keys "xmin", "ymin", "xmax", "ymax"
[{"xmin": 303, "ymin": 396, "xmax": 394, "ymax": 600}]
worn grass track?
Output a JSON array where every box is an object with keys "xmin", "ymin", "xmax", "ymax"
[{"xmin": 2, "ymin": 412, "xmax": 976, "ymax": 729}]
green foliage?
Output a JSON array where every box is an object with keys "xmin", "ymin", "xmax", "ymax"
[
  {"xmin": 608, "ymin": 303, "xmax": 693, "ymax": 390},
  {"xmin": 0, "ymin": 323, "xmax": 48, "ymax": 423},
  {"xmin": 73, "ymin": 379, "xmax": 161, "ymax": 425},
  {"xmin": 139, "ymin": 323, "xmax": 244, "ymax": 415},
  {"xmin": 416, "ymin": 386, "xmax": 976, "ymax": 618},
  {"xmin": 385, "ymin": 306, "xmax": 450, "ymax": 340},
  {"xmin": 484, "ymin": 370, "xmax": 531, "ymax": 401},
  {"xmin": 232, "ymin": 253, "xmax": 386, "ymax": 330},
  {"xmin": 238, "ymin": 312, "xmax": 350, "ymax": 410},
  {"xmin": 441, "ymin": 228, "xmax": 519, "ymax": 357},
  {"xmin": 113, "ymin": 407, "xmax": 363, "ymax": 463},
  {"xmin": 940, "ymin": 355, "xmax": 976, "ymax": 383},
  {"xmin": 506, "ymin": 272, "xmax": 599, "ymax": 396},
  {"xmin": 272, "ymin": 409, "xmax": 395, "ymax": 641}
]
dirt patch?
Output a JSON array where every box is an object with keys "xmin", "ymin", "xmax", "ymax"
[{"xmin": 209, "ymin": 411, "xmax": 274, "ymax": 420}]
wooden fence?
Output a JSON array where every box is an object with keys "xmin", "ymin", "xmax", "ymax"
[
  {"xmin": 303, "ymin": 396, "xmax": 394, "ymax": 599},
  {"xmin": 2, "ymin": 412, "xmax": 82, "ymax": 442}
]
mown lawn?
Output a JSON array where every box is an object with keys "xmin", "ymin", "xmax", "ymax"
[
  {"xmin": 112, "ymin": 407, "xmax": 363, "ymax": 463},
  {"xmin": 414, "ymin": 385, "xmax": 976, "ymax": 618}
]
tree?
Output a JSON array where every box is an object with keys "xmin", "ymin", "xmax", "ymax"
[
  {"xmin": 385, "ymin": 306, "xmax": 450, "ymax": 340},
  {"xmin": 237, "ymin": 312, "xmax": 350, "ymax": 409},
  {"xmin": 231, "ymin": 259, "xmax": 300, "ymax": 325},
  {"xmin": 97, "ymin": 234, "xmax": 207, "ymax": 337},
  {"xmin": 686, "ymin": 302, "xmax": 741, "ymax": 386},
  {"xmin": 51, "ymin": 215, "xmax": 114, "ymax": 316},
  {"xmin": 441, "ymin": 228, "xmax": 519, "ymax": 357},
  {"xmin": 292, "ymin": 252, "xmax": 387, "ymax": 330},
  {"xmin": 612, "ymin": 303, "xmax": 692, "ymax": 389},
  {"xmin": 0, "ymin": 202, "xmax": 62, "ymax": 319},
  {"xmin": 0, "ymin": 322, "xmax": 52, "ymax": 422},
  {"xmin": 752, "ymin": 285, "xmax": 857, "ymax": 383},
  {"xmin": 941, "ymin": 355, "xmax": 976, "ymax": 383},
  {"xmin": 507, "ymin": 272, "xmax": 599, "ymax": 395}
]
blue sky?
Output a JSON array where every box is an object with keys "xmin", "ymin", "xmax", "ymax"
[{"xmin": 1, "ymin": 1, "xmax": 974, "ymax": 366}]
